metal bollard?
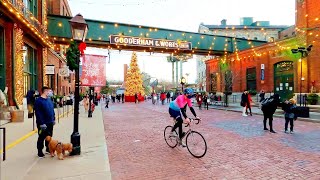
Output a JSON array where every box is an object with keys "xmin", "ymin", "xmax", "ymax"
[{"xmin": 0, "ymin": 127, "xmax": 6, "ymax": 161}]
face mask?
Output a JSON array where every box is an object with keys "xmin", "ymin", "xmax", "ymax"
[{"xmin": 47, "ymin": 91, "xmax": 53, "ymax": 98}]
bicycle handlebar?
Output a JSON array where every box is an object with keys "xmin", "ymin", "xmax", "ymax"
[{"xmin": 185, "ymin": 118, "xmax": 201, "ymax": 127}]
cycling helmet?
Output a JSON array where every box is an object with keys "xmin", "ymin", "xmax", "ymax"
[{"xmin": 184, "ymin": 88, "xmax": 194, "ymax": 95}]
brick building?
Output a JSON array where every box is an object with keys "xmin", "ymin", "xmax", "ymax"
[
  {"xmin": 0, "ymin": 0, "xmax": 52, "ymax": 108},
  {"xmin": 205, "ymin": 0, "xmax": 320, "ymax": 102},
  {"xmin": 197, "ymin": 17, "xmax": 289, "ymax": 92},
  {"xmin": 46, "ymin": 0, "xmax": 75, "ymax": 96}
]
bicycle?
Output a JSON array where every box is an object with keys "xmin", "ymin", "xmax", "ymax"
[{"xmin": 164, "ymin": 117, "xmax": 207, "ymax": 158}]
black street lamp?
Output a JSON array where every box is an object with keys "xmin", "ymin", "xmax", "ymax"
[
  {"xmin": 291, "ymin": 45, "xmax": 312, "ymax": 106},
  {"xmin": 69, "ymin": 14, "xmax": 88, "ymax": 155},
  {"xmin": 180, "ymin": 77, "xmax": 186, "ymax": 91}
]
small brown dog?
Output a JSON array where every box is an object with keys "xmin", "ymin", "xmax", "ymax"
[{"xmin": 45, "ymin": 136, "xmax": 63, "ymax": 160}]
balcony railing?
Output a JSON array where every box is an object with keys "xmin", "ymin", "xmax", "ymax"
[{"xmin": 3, "ymin": 0, "xmax": 48, "ymax": 37}]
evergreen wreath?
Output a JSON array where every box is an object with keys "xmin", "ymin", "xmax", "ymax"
[{"xmin": 66, "ymin": 41, "xmax": 80, "ymax": 71}]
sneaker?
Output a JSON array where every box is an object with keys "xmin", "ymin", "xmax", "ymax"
[
  {"xmin": 264, "ymin": 128, "xmax": 269, "ymax": 131},
  {"xmin": 38, "ymin": 152, "xmax": 45, "ymax": 158},
  {"xmin": 242, "ymin": 114, "xmax": 248, "ymax": 117},
  {"xmin": 45, "ymin": 148, "xmax": 50, "ymax": 154},
  {"xmin": 290, "ymin": 131, "xmax": 294, "ymax": 134},
  {"xmin": 285, "ymin": 130, "xmax": 289, "ymax": 134},
  {"xmin": 270, "ymin": 130, "xmax": 276, "ymax": 133},
  {"xmin": 179, "ymin": 140, "xmax": 186, "ymax": 147}
]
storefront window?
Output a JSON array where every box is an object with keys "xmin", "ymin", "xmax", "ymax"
[
  {"xmin": 23, "ymin": 44, "xmax": 37, "ymax": 96},
  {"xmin": 246, "ymin": 67, "xmax": 257, "ymax": 91}
]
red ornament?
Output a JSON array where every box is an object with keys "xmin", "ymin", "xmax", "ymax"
[{"xmin": 78, "ymin": 42, "xmax": 87, "ymax": 55}]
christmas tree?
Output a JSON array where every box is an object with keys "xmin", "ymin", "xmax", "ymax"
[{"xmin": 125, "ymin": 52, "xmax": 145, "ymax": 97}]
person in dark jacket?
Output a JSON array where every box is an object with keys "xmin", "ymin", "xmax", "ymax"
[
  {"xmin": 241, "ymin": 90, "xmax": 249, "ymax": 116},
  {"xmin": 34, "ymin": 87, "xmax": 55, "ymax": 158},
  {"xmin": 166, "ymin": 92, "xmax": 171, "ymax": 103},
  {"xmin": 261, "ymin": 94, "xmax": 280, "ymax": 133},
  {"xmin": 282, "ymin": 98, "xmax": 298, "ymax": 134}
]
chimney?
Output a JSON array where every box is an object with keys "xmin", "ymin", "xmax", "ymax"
[{"xmin": 221, "ymin": 19, "xmax": 227, "ymax": 26}]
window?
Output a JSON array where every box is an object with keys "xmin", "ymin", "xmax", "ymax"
[
  {"xmin": 24, "ymin": 0, "xmax": 37, "ymax": 17},
  {"xmin": 246, "ymin": 67, "xmax": 256, "ymax": 91},
  {"xmin": 23, "ymin": 45, "xmax": 38, "ymax": 95}
]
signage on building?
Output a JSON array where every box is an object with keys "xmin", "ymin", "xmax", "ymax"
[
  {"xmin": 261, "ymin": 64, "xmax": 265, "ymax": 80},
  {"xmin": 45, "ymin": 65, "xmax": 55, "ymax": 75},
  {"xmin": 59, "ymin": 67, "xmax": 70, "ymax": 77},
  {"xmin": 109, "ymin": 35, "xmax": 192, "ymax": 50}
]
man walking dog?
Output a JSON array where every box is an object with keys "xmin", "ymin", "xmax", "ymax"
[{"xmin": 34, "ymin": 86, "xmax": 55, "ymax": 158}]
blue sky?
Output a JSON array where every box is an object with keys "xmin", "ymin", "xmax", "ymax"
[{"xmin": 68, "ymin": 0, "xmax": 296, "ymax": 83}]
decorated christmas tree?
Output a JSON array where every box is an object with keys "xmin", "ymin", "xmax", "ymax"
[{"xmin": 125, "ymin": 52, "xmax": 145, "ymax": 100}]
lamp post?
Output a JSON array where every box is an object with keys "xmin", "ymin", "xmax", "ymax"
[
  {"xmin": 180, "ymin": 77, "xmax": 186, "ymax": 92},
  {"xmin": 69, "ymin": 14, "xmax": 88, "ymax": 155},
  {"xmin": 291, "ymin": 45, "xmax": 312, "ymax": 106}
]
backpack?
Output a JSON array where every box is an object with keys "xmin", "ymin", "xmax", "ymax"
[{"xmin": 261, "ymin": 97, "xmax": 274, "ymax": 108}]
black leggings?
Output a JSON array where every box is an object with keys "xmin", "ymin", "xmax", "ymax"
[
  {"xmin": 285, "ymin": 117, "xmax": 294, "ymax": 131},
  {"xmin": 169, "ymin": 108, "xmax": 184, "ymax": 139}
]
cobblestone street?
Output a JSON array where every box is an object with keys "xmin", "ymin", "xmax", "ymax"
[{"xmin": 102, "ymin": 102, "xmax": 320, "ymax": 179}]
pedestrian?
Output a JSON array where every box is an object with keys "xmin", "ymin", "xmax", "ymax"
[
  {"xmin": 166, "ymin": 91, "xmax": 171, "ymax": 103},
  {"xmin": 246, "ymin": 92, "xmax": 253, "ymax": 116},
  {"xmin": 34, "ymin": 87, "xmax": 55, "ymax": 158},
  {"xmin": 83, "ymin": 94, "xmax": 89, "ymax": 112},
  {"xmin": 282, "ymin": 98, "xmax": 298, "ymax": 134},
  {"xmin": 121, "ymin": 93, "xmax": 124, "ymax": 103},
  {"xmin": 160, "ymin": 92, "xmax": 166, "ymax": 105},
  {"xmin": 203, "ymin": 93, "xmax": 209, "ymax": 110},
  {"xmin": 105, "ymin": 94, "xmax": 110, "ymax": 108},
  {"xmin": 240, "ymin": 90, "xmax": 249, "ymax": 116},
  {"xmin": 261, "ymin": 94, "xmax": 280, "ymax": 133},
  {"xmin": 196, "ymin": 93, "xmax": 203, "ymax": 110},
  {"xmin": 135, "ymin": 93, "xmax": 138, "ymax": 104}
]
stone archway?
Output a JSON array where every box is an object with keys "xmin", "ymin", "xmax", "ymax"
[{"xmin": 274, "ymin": 61, "xmax": 294, "ymax": 101}]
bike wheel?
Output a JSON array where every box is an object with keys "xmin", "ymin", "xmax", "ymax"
[
  {"xmin": 164, "ymin": 126, "xmax": 178, "ymax": 148},
  {"xmin": 186, "ymin": 131, "xmax": 207, "ymax": 158}
]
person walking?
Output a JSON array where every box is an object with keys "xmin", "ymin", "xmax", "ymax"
[
  {"xmin": 34, "ymin": 87, "xmax": 55, "ymax": 158},
  {"xmin": 282, "ymin": 98, "xmax": 298, "ymax": 134},
  {"xmin": 121, "ymin": 93, "xmax": 125, "ymax": 103},
  {"xmin": 83, "ymin": 94, "xmax": 89, "ymax": 112},
  {"xmin": 203, "ymin": 93, "xmax": 209, "ymax": 110},
  {"xmin": 196, "ymin": 93, "xmax": 203, "ymax": 110},
  {"xmin": 166, "ymin": 92, "xmax": 171, "ymax": 103},
  {"xmin": 241, "ymin": 90, "xmax": 249, "ymax": 116},
  {"xmin": 134, "ymin": 93, "xmax": 138, "ymax": 104},
  {"xmin": 246, "ymin": 92, "xmax": 253, "ymax": 116},
  {"xmin": 105, "ymin": 94, "xmax": 110, "ymax": 108},
  {"xmin": 261, "ymin": 94, "xmax": 280, "ymax": 133}
]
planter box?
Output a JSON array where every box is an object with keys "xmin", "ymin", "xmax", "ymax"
[{"xmin": 10, "ymin": 110, "xmax": 24, "ymax": 122}]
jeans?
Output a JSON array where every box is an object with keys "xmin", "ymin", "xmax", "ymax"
[
  {"xmin": 37, "ymin": 123, "xmax": 54, "ymax": 153},
  {"xmin": 285, "ymin": 117, "xmax": 294, "ymax": 131}
]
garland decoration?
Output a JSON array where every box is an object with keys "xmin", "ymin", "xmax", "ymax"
[{"xmin": 66, "ymin": 41, "xmax": 80, "ymax": 71}]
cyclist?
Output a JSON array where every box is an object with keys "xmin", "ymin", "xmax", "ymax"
[{"xmin": 169, "ymin": 88, "xmax": 200, "ymax": 147}]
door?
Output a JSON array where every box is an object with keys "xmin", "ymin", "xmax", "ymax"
[
  {"xmin": 0, "ymin": 26, "xmax": 5, "ymax": 90},
  {"xmin": 274, "ymin": 61, "xmax": 294, "ymax": 101}
]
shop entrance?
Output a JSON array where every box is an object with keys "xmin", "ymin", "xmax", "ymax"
[{"xmin": 274, "ymin": 61, "xmax": 294, "ymax": 101}]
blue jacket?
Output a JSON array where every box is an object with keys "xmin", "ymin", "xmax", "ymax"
[{"xmin": 34, "ymin": 97, "xmax": 55, "ymax": 125}]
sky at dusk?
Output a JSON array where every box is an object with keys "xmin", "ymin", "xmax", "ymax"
[{"xmin": 68, "ymin": 0, "xmax": 296, "ymax": 83}]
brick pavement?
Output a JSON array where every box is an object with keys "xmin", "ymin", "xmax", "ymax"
[{"xmin": 102, "ymin": 101, "xmax": 320, "ymax": 180}]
